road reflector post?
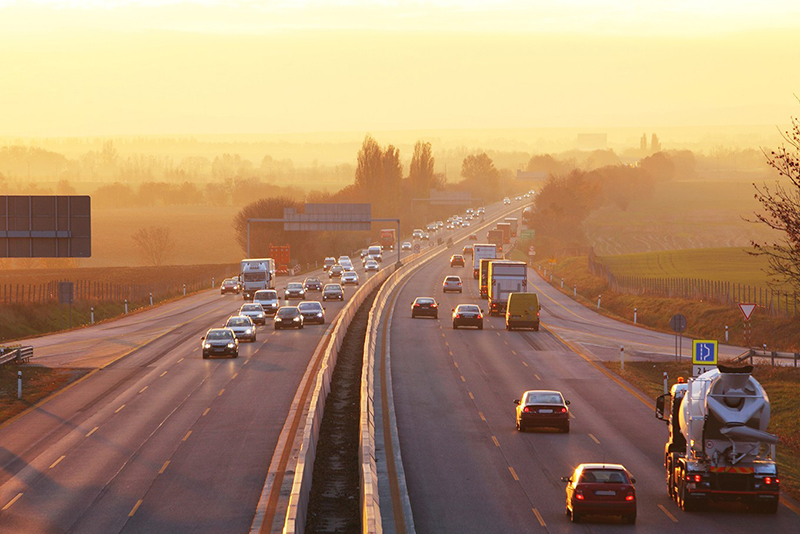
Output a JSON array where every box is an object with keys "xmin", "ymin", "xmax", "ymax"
[
  {"xmin": 663, "ymin": 372, "xmax": 668, "ymax": 394},
  {"xmin": 634, "ymin": 307, "xmax": 638, "ymax": 324},
  {"xmin": 597, "ymin": 294, "xmax": 602, "ymax": 310},
  {"xmin": 90, "ymin": 307, "xmax": 94, "ymax": 325},
  {"xmin": 725, "ymin": 325, "xmax": 729, "ymax": 342},
  {"xmin": 573, "ymin": 285, "xmax": 576, "ymax": 298},
  {"xmin": 211, "ymin": 277, "xmax": 215, "ymax": 288},
  {"xmin": 149, "ymin": 292, "xmax": 153, "ymax": 306},
  {"xmin": 17, "ymin": 371, "xmax": 22, "ymax": 399},
  {"xmin": 560, "ymin": 277, "xmax": 564, "ymax": 288},
  {"xmin": 620, "ymin": 346, "xmax": 625, "ymax": 371},
  {"xmin": 183, "ymin": 284, "xmax": 186, "ymax": 296},
  {"xmin": 124, "ymin": 299, "xmax": 128, "ymax": 314}
]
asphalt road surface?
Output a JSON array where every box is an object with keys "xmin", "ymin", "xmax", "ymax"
[{"xmin": 389, "ymin": 246, "xmax": 800, "ymax": 533}]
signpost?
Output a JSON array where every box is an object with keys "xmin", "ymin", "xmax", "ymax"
[
  {"xmin": 692, "ymin": 340, "xmax": 718, "ymax": 377},
  {"xmin": 58, "ymin": 281, "xmax": 74, "ymax": 329},
  {"xmin": 670, "ymin": 313, "xmax": 687, "ymax": 362},
  {"xmin": 413, "ymin": 243, "xmax": 421, "ymax": 254},
  {"xmin": 738, "ymin": 303, "xmax": 756, "ymax": 347}
]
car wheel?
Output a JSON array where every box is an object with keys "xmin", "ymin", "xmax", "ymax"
[
  {"xmin": 274, "ymin": 324, "xmax": 280, "ymax": 330},
  {"xmin": 202, "ymin": 353, "xmax": 209, "ymax": 359},
  {"xmin": 478, "ymin": 323, "xmax": 483, "ymax": 330},
  {"xmin": 411, "ymin": 313, "xmax": 416, "ymax": 319},
  {"xmin": 299, "ymin": 324, "xmax": 304, "ymax": 329},
  {"xmin": 233, "ymin": 352, "xmax": 239, "ymax": 358},
  {"xmin": 533, "ymin": 324, "xmax": 540, "ymax": 332},
  {"xmin": 562, "ymin": 424, "xmax": 570, "ymax": 433},
  {"xmin": 434, "ymin": 313, "xmax": 438, "ymax": 319},
  {"xmin": 458, "ymin": 289, "xmax": 462, "ymax": 293},
  {"xmin": 570, "ymin": 510, "xmax": 580, "ymax": 523},
  {"xmin": 452, "ymin": 322, "xmax": 458, "ymax": 329},
  {"xmin": 252, "ymin": 335, "xmax": 257, "ymax": 342}
]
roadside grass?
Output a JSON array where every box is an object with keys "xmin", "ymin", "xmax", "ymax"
[
  {"xmin": 598, "ymin": 247, "xmax": 787, "ymax": 288},
  {"xmin": 0, "ymin": 365, "xmax": 90, "ymax": 423},
  {"xmin": 603, "ymin": 360, "xmax": 800, "ymax": 505}
]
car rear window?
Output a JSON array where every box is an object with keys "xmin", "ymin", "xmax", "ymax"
[
  {"xmin": 445, "ymin": 276, "xmax": 461, "ymax": 282},
  {"xmin": 580, "ymin": 470, "xmax": 629, "ymax": 484},
  {"xmin": 416, "ymin": 298, "xmax": 434, "ymax": 304},
  {"xmin": 298, "ymin": 302, "xmax": 323, "ymax": 311},
  {"xmin": 526, "ymin": 393, "xmax": 563, "ymax": 405},
  {"xmin": 458, "ymin": 305, "xmax": 480, "ymax": 313}
]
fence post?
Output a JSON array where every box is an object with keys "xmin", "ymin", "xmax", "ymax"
[
  {"xmin": 211, "ymin": 277, "xmax": 215, "ymax": 289},
  {"xmin": 183, "ymin": 284, "xmax": 186, "ymax": 296},
  {"xmin": 149, "ymin": 292, "xmax": 153, "ymax": 306}
]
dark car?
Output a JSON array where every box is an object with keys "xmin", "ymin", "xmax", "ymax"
[
  {"xmin": 411, "ymin": 297, "xmax": 439, "ymax": 319},
  {"xmin": 284, "ymin": 282, "xmax": 306, "ymax": 300},
  {"xmin": 329, "ymin": 265, "xmax": 344, "ymax": 278},
  {"xmin": 450, "ymin": 254, "xmax": 465, "ymax": 267},
  {"xmin": 322, "ymin": 283, "xmax": 344, "ymax": 301},
  {"xmin": 468, "ymin": 233, "xmax": 478, "ymax": 241},
  {"xmin": 323, "ymin": 257, "xmax": 336, "ymax": 271},
  {"xmin": 452, "ymin": 304, "xmax": 483, "ymax": 330},
  {"xmin": 561, "ymin": 464, "xmax": 637, "ymax": 524},
  {"xmin": 515, "ymin": 390, "xmax": 570, "ymax": 432},
  {"xmin": 298, "ymin": 301, "xmax": 325, "ymax": 324},
  {"xmin": 220, "ymin": 278, "xmax": 240, "ymax": 295},
  {"xmin": 462, "ymin": 245, "xmax": 473, "ymax": 257},
  {"xmin": 303, "ymin": 277, "xmax": 322, "ymax": 292},
  {"xmin": 274, "ymin": 306, "xmax": 304, "ymax": 330},
  {"xmin": 201, "ymin": 328, "xmax": 239, "ymax": 359}
]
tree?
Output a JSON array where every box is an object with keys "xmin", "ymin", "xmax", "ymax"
[
  {"xmin": 409, "ymin": 141, "xmax": 437, "ymax": 197},
  {"xmin": 354, "ymin": 134, "xmax": 383, "ymax": 198},
  {"xmin": 750, "ymin": 115, "xmax": 800, "ymax": 291},
  {"xmin": 461, "ymin": 153, "xmax": 500, "ymax": 201},
  {"xmin": 132, "ymin": 226, "xmax": 174, "ymax": 266}
]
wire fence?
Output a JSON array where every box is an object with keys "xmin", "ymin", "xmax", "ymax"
[{"xmin": 588, "ymin": 252, "xmax": 799, "ymax": 318}]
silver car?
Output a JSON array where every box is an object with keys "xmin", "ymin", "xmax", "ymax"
[
  {"xmin": 342, "ymin": 271, "xmax": 359, "ymax": 286},
  {"xmin": 253, "ymin": 289, "xmax": 280, "ymax": 316},
  {"xmin": 224, "ymin": 315, "xmax": 257, "ymax": 342},
  {"xmin": 364, "ymin": 259, "xmax": 379, "ymax": 272},
  {"xmin": 239, "ymin": 303, "xmax": 266, "ymax": 325}
]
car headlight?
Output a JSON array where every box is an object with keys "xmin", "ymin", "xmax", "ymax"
[
  {"xmin": 227, "ymin": 343, "xmax": 235, "ymax": 348},
  {"xmin": 275, "ymin": 317, "xmax": 282, "ymax": 321},
  {"xmin": 257, "ymin": 313, "xmax": 264, "ymax": 318},
  {"xmin": 317, "ymin": 312, "xmax": 323, "ymax": 317},
  {"xmin": 293, "ymin": 317, "xmax": 300, "ymax": 322},
  {"xmin": 204, "ymin": 343, "xmax": 211, "ymax": 349},
  {"xmin": 245, "ymin": 328, "xmax": 252, "ymax": 334}
]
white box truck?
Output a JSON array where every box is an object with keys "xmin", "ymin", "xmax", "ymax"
[
  {"xmin": 240, "ymin": 258, "xmax": 275, "ymax": 300},
  {"xmin": 472, "ymin": 244, "xmax": 497, "ymax": 279},
  {"xmin": 487, "ymin": 261, "xmax": 527, "ymax": 315}
]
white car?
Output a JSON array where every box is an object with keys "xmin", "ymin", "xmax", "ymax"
[
  {"xmin": 340, "ymin": 259, "xmax": 354, "ymax": 271},
  {"xmin": 503, "ymin": 197, "xmax": 511, "ymax": 205},
  {"xmin": 239, "ymin": 303, "xmax": 267, "ymax": 325},
  {"xmin": 342, "ymin": 271, "xmax": 359, "ymax": 285},
  {"xmin": 442, "ymin": 275, "xmax": 463, "ymax": 293},
  {"xmin": 253, "ymin": 290, "xmax": 280, "ymax": 316},
  {"xmin": 365, "ymin": 259, "xmax": 379, "ymax": 271},
  {"xmin": 401, "ymin": 242, "xmax": 412, "ymax": 251},
  {"xmin": 412, "ymin": 229, "xmax": 424, "ymax": 239},
  {"xmin": 224, "ymin": 315, "xmax": 256, "ymax": 342}
]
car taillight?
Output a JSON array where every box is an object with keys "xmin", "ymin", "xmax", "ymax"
[
  {"xmin": 575, "ymin": 488, "xmax": 584, "ymax": 500},
  {"xmin": 414, "ymin": 304, "xmax": 420, "ymax": 307},
  {"xmin": 477, "ymin": 315, "xmax": 482, "ymax": 319},
  {"xmin": 765, "ymin": 477, "xmax": 775, "ymax": 485},
  {"xmin": 537, "ymin": 311, "xmax": 540, "ymax": 317},
  {"xmin": 560, "ymin": 407, "xmax": 567, "ymax": 413},
  {"xmin": 625, "ymin": 491, "xmax": 635, "ymax": 501},
  {"xmin": 455, "ymin": 314, "xmax": 461, "ymax": 318},
  {"xmin": 457, "ymin": 283, "xmax": 462, "ymax": 286},
  {"xmin": 687, "ymin": 474, "xmax": 702, "ymax": 482},
  {"xmin": 523, "ymin": 406, "xmax": 533, "ymax": 413},
  {"xmin": 431, "ymin": 304, "xmax": 438, "ymax": 308}
]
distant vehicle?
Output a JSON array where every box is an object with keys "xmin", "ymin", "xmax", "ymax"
[
  {"xmin": 322, "ymin": 283, "xmax": 344, "ymax": 301},
  {"xmin": 496, "ymin": 222, "xmax": 512, "ymax": 244},
  {"xmin": 462, "ymin": 221, "xmax": 470, "ymax": 227},
  {"xmin": 465, "ymin": 208, "xmax": 474, "ymax": 215},
  {"xmin": 426, "ymin": 223, "xmax": 438, "ymax": 233},
  {"xmin": 338, "ymin": 255, "xmax": 351, "ymax": 264},
  {"xmin": 515, "ymin": 390, "xmax": 569, "ymax": 432},
  {"xmin": 253, "ymin": 289, "xmax": 280, "ymax": 316},
  {"xmin": 342, "ymin": 271, "xmax": 359, "ymax": 286},
  {"xmin": 274, "ymin": 306, "xmax": 304, "ymax": 330},
  {"xmin": 473, "ymin": 244, "xmax": 497, "ymax": 279},
  {"xmin": 340, "ymin": 259, "xmax": 355, "ymax": 271},
  {"xmin": 220, "ymin": 278, "xmax": 240, "ymax": 295},
  {"xmin": 504, "ymin": 217, "xmax": 518, "ymax": 237},
  {"xmin": 503, "ymin": 197, "xmax": 511, "ymax": 205},
  {"xmin": 303, "ymin": 277, "xmax": 322, "ymax": 292},
  {"xmin": 561, "ymin": 464, "xmax": 636, "ymax": 524},
  {"xmin": 477, "ymin": 207, "xmax": 485, "ymax": 214},
  {"xmin": 487, "ymin": 229, "xmax": 504, "ymax": 252},
  {"xmin": 446, "ymin": 224, "xmax": 454, "ymax": 230},
  {"xmin": 380, "ymin": 228, "xmax": 396, "ymax": 250},
  {"xmin": 224, "ymin": 315, "xmax": 257, "ymax": 342},
  {"xmin": 239, "ymin": 303, "xmax": 267, "ymax": 325},
  {"xmin": 452, "ymin": 304, "xmax": 483, "ymax": 330},
  {"xmin": 488, "ymin": 261, "xmax": 527, "ymax": 316},
  {"xmin": 201, "ymin": 328, "xmax": 239, "ymax": 359},
  {"xmin": 401, "ymin": 241, "xmax": 412, "ymax": 251},
  {"xmin": 412, "ymin": 229, "xmax": 424, "ymax": 239},
  {"xmin": 450, "ymin": 254, "xmax": 465, "ymax": 267},
  {"xmin": 521, "ymin": 206, "xmax": 533, "ymax": 226},
  {"xmin": 284, "ymin": 282, "xmax": 306, "ymax": 300},
  {"xmin": 240, "ymin": 258, "xmax": 275, "ymax": 300},
  {"xmin": 364, "ymin": 259, "xmax": 379, "ymax": 272},
  {"xmin": 368, "ymin": 245, "xmax": 383, "ymax": 262},
  {"xmin": 506, "ymin": 292, "xmax": 541, "ymax": 331},
  {"xmin": 468, "ymin": 233, "xmax": 478, "ymax": 241},
  {"xmin": 422, "ymin": 233, "xmax": 430, "ymax": 241},
  {"xmin": 442, "ymin": 275, "xmax": 463, "ymax": 293},
  {"xmin": 411, "ymin": 297, "xmax": 439, "ymax": 319},
  {"xmin": 323, "ymin": 257, "xmax": 336, "ymax": 271},
  {"xmin": 297, "ymin": 301, "xmax": 325, "ymax": 324},
  {"xmin": 462, "ymin": 245, "xmax": 473, "ymax": 257},
  {"xmin": 329, "ymin": 265, "xmax": 344, "ymax": 278}
]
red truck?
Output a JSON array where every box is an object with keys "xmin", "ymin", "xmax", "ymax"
[{"xmin": 380, "ymin": 228, "xmax": 396, "ymax": 250}]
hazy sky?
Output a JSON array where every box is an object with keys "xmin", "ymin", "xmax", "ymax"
[{"xmin": 2, "ymin": 0, "xmax": 800, "ymax": 136}]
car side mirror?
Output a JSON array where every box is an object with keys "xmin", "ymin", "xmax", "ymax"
[
  {"xmin": 514, "ymin": 399, "xmax": 520, "ymax": 405},
  {"xmin": 200, "ymin": 336, "xmax": 205, "ymax": 340},
  {"xmin": 655, "ymin": 393, "xmax": 670, "ymax": 421},
  {"xmin": 565, "ymin": 400, "xmax": 570, "ymax": 405},
  {"xmin": 560, "ymin": 476, "xmax": 571, "ymax": 483},
  {"xmin": 630, "ymin": 477, "xmax": 636, "ymax": 484},
  {"xmin": 452, "ymin": 308, "xmax": 455, "ymax": 312}
]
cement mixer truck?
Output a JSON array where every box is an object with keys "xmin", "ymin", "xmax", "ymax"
[{"xmin": 655, "ymin": 365, "xmax": 780, "ymax": 513}]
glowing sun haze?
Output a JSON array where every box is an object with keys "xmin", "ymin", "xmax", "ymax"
[{"xmin": 1, "ymin": 0, "xmax": 799, "ymax": 136}]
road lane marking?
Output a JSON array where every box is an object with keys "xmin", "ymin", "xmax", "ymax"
[
  {"xmin": 232, "ymin": 372, "xmax": 239, "ymax": 380},
  {"xmin": 243, "ymin": 359, "xmax": 249, "ymax": 365},
  {"xmin": 49, "ymin": 455, "xmax": 66, "ymax": 469},
  {"xmin": 449, "ymin": 350, "xmax": 454, "ymax": 356},
  {"xmin": 503, "ymin": 340, "xmax": 509, "ymax": 346},
  {"xmin": 454, "ymin": 362, "xmax": 459, "ymax": 368},
  {"xmin": 468, "ymin": 391, "xmax": 474, "ymax": 399},
  {"xmin": 2, "ymin": 492, "xmax": 23, "ymax": 511},
  {"xmin": 658, "ymin": 504, "xmax": 678, "ymax": 522},
  {"xmin": 182, "ymin": 431, "xmax": 192, "ymax": 442},
  {"xmin": 589, "ymin": 433, "xmax": 600, "ymax": 444},
  {"xmin": 460, "ymin": 375, "xmax": 466, "ymax": 382},
  {"xmin": 139, "ymin": 386, "xmax": 148, "ymax": 394},
  {"xmin": 218, "ymin": 388, "xmax": 225, "ymax": 396},
  {"xmin": 509, "ymin": 467, "xmax": 519, "ymax": 481},
  {"xmin": 129, "ymin": 499, "xmax": 143, "ymax": 517},
  {"xmin": 86, "ymin": 426, "xmax": 99, "ymax": 437},
  {"xmin": 511, "ymin": 350, "xmax": 517, "ymax": 355},
  {"xmin": 496, "ymin": 332, "xmax": 501, "ymax": 336},
  {"xmin": 534, "ymin": 373, "xmax": 541, "ymax": 380},
  {"xmin": 160, "ymin": 371, "xmax": 168, "ymax": 377},
  {"xmin": 115, "ymin": 405, "xmax": 125, "ymax": 414},
  {"xmin": 202, "ymin": 408, "xmax": 210, "ymax": 416},
  {"xmin": 479, "ymin": 411, "xmax": 486, "ymax": 421},
  {"xmin": 159, "ymin": 461, "xmax": 170, "ymax": 474},
  {"xmin": 177, "ymin": 357, "xmax": 185, "ymax": 363},
  {"xmin": 193, "ymin": 347, "xmax": 198, "ymax": 352},
  {"xmin": 444, "ymin": 340, "xmax": 449, "ymax": 347},
  {"xmin": 491, "ymin": 436, "xmax": 500, "ymax": 447},
  {"xmin": 522, "ymin": 361, "xmax": 528, "ymax": 367},
  {"xmin": 441, "ymin": 333, "xmax": 446, "ymax": 338},
  {"xmin": 532, "ymin": 508, "xmax": 546, "ymax": 527}
]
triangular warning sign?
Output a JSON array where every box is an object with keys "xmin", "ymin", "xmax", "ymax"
[{"xmin": 738, "ymin": 303, "xmax": 756, "ymax": 321}]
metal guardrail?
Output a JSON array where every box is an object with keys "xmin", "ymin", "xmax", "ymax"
[
  {"xmin": 0, "ymin": 346, "xmax": 33, "ymax": 366},
  {"xmin": 733, "ymin": 348, "xmax": 800, "ymax": 367}
]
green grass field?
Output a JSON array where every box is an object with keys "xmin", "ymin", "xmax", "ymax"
[{"xmin": 598, "ymin": 247, "xmax": 784, "ymax": 287}]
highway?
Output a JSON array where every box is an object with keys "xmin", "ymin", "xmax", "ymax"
[
  {"xmin": 388, "ymin": 244, "xmax": 800, "ymax": 533},
  {"xmin": 0, "ymin": 201, "xmax": 515, "ymax": 533}
]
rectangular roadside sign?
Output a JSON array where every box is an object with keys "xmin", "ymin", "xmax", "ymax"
[{"xmin": 692, "ymin": 339, "xmax": 718, "ymax": 377}]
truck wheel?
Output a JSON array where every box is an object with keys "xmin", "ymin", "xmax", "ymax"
[
  {"xmin": 570, "ymin": 510, "xmax": 580, "ymax": 523},
  {"xmin": 679, "ymin": 476, "xmax": 696, "ymax": 512},
  {"xmin": 478, "ymin": 323, "xmax": 483, "ymax": 330},
  {"xmin": 452, "ymin": 322, "xmax": 458, "ymax": 329},
  {"xmin": 533, "ymin": 324, "xmax": 540, "ymax": 332},
  {"xmin": 755, "ymin": 499, "xmax": 779, "ymax": 514},
  {"xmin": 624, "ymin": 513, "xmax": 636, "ymax": 524}
]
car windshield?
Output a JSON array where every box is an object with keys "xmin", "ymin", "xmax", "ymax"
[
  {"xmin": 305, "ymin": 278, "xmax": 320, "ymax": 284},
  {"xmin": 227, "ymin": 317, "xmax": 250, "ymax": 326},
  {"xmin": 288, "ymin": 283, "xmax": 303, "ymax": 290},
  {"xmin": 325, "ymin": 285, "xmax": 342, "ymax": 291},
  {"xmin": 256, "ymin": 291, "xmax": 278, "ymax": 300},
  {"xmin": 243, "ymin": 273, "xmax": 266, "ymax": 282},
  {"xmin": 580, "ymin": 469, "xmax": 629, "ymax": 484},
  {"xmin": 457, "ymin": 305, "xmax": 480, "ymax": 313},
  {"xmin": 277, "ymin": 308, "xmax": 300, "ymax": 317},
  {"xmin": 206, "ymin": 330, "xmax": 233, "ymax": 340},
  {"xmin": 332, "ymin": 266, "xmax": 343, "ymax": 271},
  {"xmin": 242, "ymin": 305, "xmax": 261, "ymax": 312},
  {"xmin": 416, "ymin": 298, "xmax": 434, "ymax": 304},
  {"xmin": 526, "ymin": 393, "xmax": 564, "ymax": 405},
  {"xmin": 298, "ymin": 302, "xmax": 323, "ymax": 311}
]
